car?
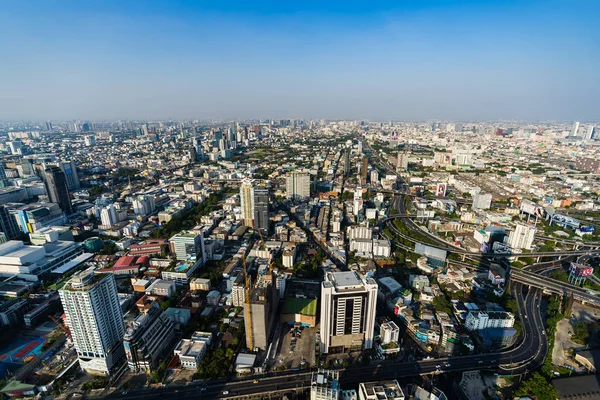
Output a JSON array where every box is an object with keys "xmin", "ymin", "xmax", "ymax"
[
  {"xmin": 253, "ymin": 380, "xmax": 259, "ymax": 384},
  {"xmin": 222, "ymin": 391, "xmax": 229, "ymax": 395},
  {"xmin": 478, "ymin": 360, "xmax": 484, "ymax": 364}
]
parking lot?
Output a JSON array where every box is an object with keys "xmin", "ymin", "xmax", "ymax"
[{"xmin": 273, "ymin": 324, "xmax": 316, "ymax": 370}]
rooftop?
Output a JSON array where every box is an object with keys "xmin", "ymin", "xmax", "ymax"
[{"xmin": 330, "ymin": 271, "xmax": 362, "ymax": 288}]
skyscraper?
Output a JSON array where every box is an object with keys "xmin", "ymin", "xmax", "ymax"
[
  {"xmin": 44, "ymin": 166, "xmax": 73, "ymax": 215},
  {"xmin": 361, "ymin": 157, "xmax": 369, "ymax": 184},
  {"xmin": 0, "ymin": 206, "xmax": 20, "ymax": 240},
  {"xmin": 320, "ymin": 271, "xmax": 377, "ymax": 353},
  {"xmin": 55, "ymin": 161, "xmax": 80, "ymax": 190},
  {"xmin": 100, "ymin": 204, "xmax": 119, "ymax": 227},
  {"xmin": 396, "ymin": 152, "xmax": 409, "ymax": 171},
  {"xmin": 344, "ymin": 150, "xmax": 351, "ymax": 176},
  {"xmin": 507, "ymin": 223, "xmax": 536, "ymax": 250},
  {"xmin": 240, "ymin": 179, "xmax": 255, "ymax": 227},
  {"xmin": 570, "ymin": 121, "xmax": 580, "ymax": 137},
  {"xmin": 253, "ymin": 186, "xmax": 270, "ymax": 236},
  {"xmin": 285, "ymin": 171, "xmax": 311, "ymax": 200},
  {"xmin": 0, "ymin": 163, "xmax": 10, "ymax": 188},
  {"xmin": 59, "ymin": 268, "xmax": 125, "ymax": 374},
  {"xmin": 133, "ymin": 195, "xmax": 156, "ymax": 216}
]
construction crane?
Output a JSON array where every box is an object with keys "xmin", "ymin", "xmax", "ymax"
[
  {"xmin": 243, "ymin": 256, "xmax": 253, "ymax": 351},
  {"xmin": 49, "ymin": 315, "xmax": 71, "ymax": 338}
]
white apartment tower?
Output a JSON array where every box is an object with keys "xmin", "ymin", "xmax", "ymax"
[
  {"xmin": 320, "ymin": 271, "xmax": 378, "ymax": 353},
  {"xmin": 507, "ymin": 223, "xmax": 536, "ymax": 250},
  {"xmin": 59, "ymin": 268, "xmax": 125, "ymax": 374},
  {"xmin": 286, "ymin": 171, "xmax": 311, "ymax": 200},
  {"xmin": 100, "ymin": 204, "xmax": 119, "ymax": 227},
  {"xmin": 133, "ymin": 195, "xmax": 156, "ymax": 216},
  {"xmin": 239, "ymin": 179, "xmax": 255, "ymax": 227}
]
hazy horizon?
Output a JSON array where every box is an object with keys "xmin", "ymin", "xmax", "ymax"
[{"xmin": 1, "ymin": 0, "xmax": 598, "ymax": 121}]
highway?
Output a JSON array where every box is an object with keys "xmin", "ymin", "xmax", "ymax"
[{"xmin": 106, "ymin": 280, "xmax": 547, "ymax": 400}]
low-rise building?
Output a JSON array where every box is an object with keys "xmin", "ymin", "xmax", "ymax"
[{"xmin": 358, "ymin": 380, "xmax": 405, "ymax": 400}]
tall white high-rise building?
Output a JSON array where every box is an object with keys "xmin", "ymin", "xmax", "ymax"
[
  {"xmin": 320, "ymin": 271, "xmax": 377, "ymax": 353},
  {"xmin": 100, "ymin": 204, "xmax": 119, "ymax": 227},
  {"xmin": 133, "ymin": 195, "xmax": 156, "ymax": 216},
  {"xmin": 507, "ymin": 223, "xmax": 536, "ymax": 250},
  {"xmin": 396, "ymin": 152, "xmax": 409, "ymax": 171},
  {"xmin": 239, "ymin": 179, "xmax": 255, "ymax": 227},
  {"xmin": 570, "ymin": 121, "xmax": 580, "ymax": 137},
  {"xmin": 84, "ymin": 135, "xmax": 96, "ymax": 146},
  {"xmin": 286, "ymin": 171, "xmax": 311, "ymax": 200},
  {"xmin": 586, "ymin": 126, "xmax": 595, "ymax": 141},
  {"xmin": 472, "ymin": 193, "xmax": 492, "ymax": 210},
  {"xmin": 353, "ymin": 186, "xmax": 364, "ymax": 216},
  {"xmin": 59, "ymin": 268, "xmax": 125, "ymax": 374}
]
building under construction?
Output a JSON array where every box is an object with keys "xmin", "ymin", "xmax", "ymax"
[{"xmin": 243, "ymin": 274, "xmax": 279, "ymax": 351}]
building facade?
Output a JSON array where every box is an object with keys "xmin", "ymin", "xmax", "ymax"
[
  {"xmin": 286, "ymin": 171, "xmax": 311, "ymax": 200},
  {"xmin": 320, "ymin": 271, "xmax": 378, "ymax": 353},
  {"xmin": 59, "ymin": 268, "xmax": 125, "ymax": 374},
  {"xmin": 44, "ymin": 166, "xmax": 73, "ymax": 215},
  {"xmin": 123, "ymin": 302, "xmax": 174, "ymax": 372}
]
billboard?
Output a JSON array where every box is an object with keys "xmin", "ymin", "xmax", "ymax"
[
  {"xmin": 569, "ymin": 262, "xmax": 594, "ymax": 277},
  {"xmin": 578, "ymin": 226, "xmax": 595, "ymax": 234},
  {"xmin": 551, "ymin": 214, "xmax": 580, "ymax": 229},
  {"xmin": 436, "ymin": 183, "xmax": 447, "ymax": 197}
]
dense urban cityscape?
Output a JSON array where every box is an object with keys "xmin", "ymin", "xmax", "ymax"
[{"xmin": 0, "ymin": 119, "xmax": 598, "ymax": 400}]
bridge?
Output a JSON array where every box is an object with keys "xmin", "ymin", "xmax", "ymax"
[{"xmin": 510, "ymin": 268, "xmax": 600, "ymax": 305}]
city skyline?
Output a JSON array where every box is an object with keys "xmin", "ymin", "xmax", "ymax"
[{"xmin": 1, "ymin": 0, "xmax": 599, "ymax": 121}]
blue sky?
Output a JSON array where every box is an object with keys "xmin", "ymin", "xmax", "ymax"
[{"xmin": 0, "ymin": 0, "xmax": 598, "ymax": 121}]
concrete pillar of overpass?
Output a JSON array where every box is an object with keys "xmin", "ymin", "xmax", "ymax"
[
  {"xmin": 462, "ymin": 254, "xmax": 466, "ymax": 261},
  {"xmin": 536, "ymin": 256, "xmax": 541, "ymax": 263}
]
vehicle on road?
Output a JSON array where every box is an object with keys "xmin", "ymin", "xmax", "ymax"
[
  {"xmin": 223, "ymin": 391, "xmax": 229, "ymax": 395},
  {"xmin": 253, "ymin": 380, "xmax": 259, "ymax": 384}
]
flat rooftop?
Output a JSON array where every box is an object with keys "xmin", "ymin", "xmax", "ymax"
[{"xmin": 331, "ymin": 271, "xmax": 362, "ymax": 287}]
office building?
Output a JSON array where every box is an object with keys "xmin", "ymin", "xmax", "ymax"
[
  {"xmin": 253, "ymin": 186, "xmax": 270, "ymax": 236},
  {"xmin": 133, "ymin": 195, "xmax": 156, "ymax": 216},
  {"xmin": 344, "ymin": 150, "xmax": 351, "ymax": 176},
  {"xmin": 84, "ymin": 135, "xmax": 96, "ymax": 146},
  {"xmin": 320, "ymin": 271, "xmax": 378, "ymax": 353},
  {"xmin": 44, "ymin": 166, "xmax": 73, "ymax": 215},
  {"xmin": 570, "ymin": 121, "xmax": 580, "ymax": 137},
  {"xmin": 396, "ymin": 152, "xmax": 409, "ymax": 171},
  {"xmin": 7, "ymin": 141, "xmax": 23, "ymax": 155},
  {"xmin": 0, "ymin": 163, "xmax": 9, "ymax": 188},
  {"xmin": 286, "ymin": 171, "xmax": 311, "ymax": 200},
  {"xmin": 59, "ymin": 268, "xmax": 125, "ymax": 374},
  {"xmin": 100, "ymin": 204, "xmax": 119, "ymax": 227},
  {"xmin": 169, "ymin": 231, "xmax": 205, "ymax": 262},
  {"xmin": 358, "ymin": 380, "xmax": 405, "ymax": 400},
  {"xmin": 123, "ymin": 302, "xmax": 174, "ymax": 372},
  {"xmin": 472, "ymin": 193, "xmax": 492, "ymax": 210},
  {"xmin": 240, "ymin": 179, "xmax": 255, "ymax": 228},
  {"xmin": 54, "ymin": 161, "xmax": 80, "ymax": 190},
  {"xmin": 0, "ymin": 206, "xmax": 20, "ymax": 240},
  {"xmin": 174, "ymin": 332, "xmax": 212, "ymax": 369},
  {"xmin": 507, "ymin": 223, "xmax": 536, "ymax": 250}
]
